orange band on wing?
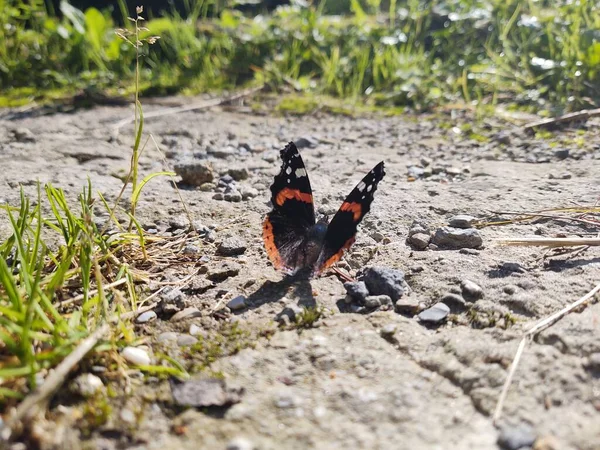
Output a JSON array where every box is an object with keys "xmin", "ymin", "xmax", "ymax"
[
  {"xmin": 340, "ymin": 202, "xmax": 362, "ymax": 221},
  {"xmin": 275, "ymin": 188, "xmax": 313, "ymax": 206},
  {"xmin": 262, "ymin": 217, "xmax": 283, "ymax": 269},
  {"xmin": 321, "ymin": 236, "xmax": 356, "ymax": 271}
]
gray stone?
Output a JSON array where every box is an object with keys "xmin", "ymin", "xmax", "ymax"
[
  {"xmin": 500, "ymin": 262, "xmax": 526, "ymax": 273},
  {"xmin": 497, "ymin": 423, "xmax": 537, "ymax": 450},
  {"xmin": 182, "ymin": 244, "xmax": 201, "ymax": 255},
  {"xmin": 207, "ymin": 145, "xmax": 237, "ymax": 158},
  {"xmin": 169, "ymin": 216, "xmax": 188, "ymax": 230},
  {"xmin": 294, "ymin": 137, "xmax": 318, "ymax": 149},
  {"xmin": 217, "ymin": 237, "xmax": 247, "ymax": 256},
  {"xmin": 364, "ymin": 295, "xmax": 392, "ymax": 309},
  {"xmin": 136, "ymin": 310, "xmax": 157, "ymax": 324},
  {"xmin": 395, "ymin": 297, "xmax": 420, "ymax": 315},
  {"xmin": 199, "ymin": 182, "xmax": 216, "ymax": 192},
  {"xmin": 380, "ymin": 323, "xmax": 397, "ymax": 337},
  {"xmin": 441, "ymin": 293, "xmax": 467, "ymax": 312},
  {"xmin": 227, "ymin": 295, "xmax": 247, "ymax": 311},
  {"xmin": 407, "ymin": 166, "xmax": 425, "ymax": 179},
  {"xmin": 170, "ymin": 378, "xmax": 244, "ymax": 407},
  {"xmin": 170, "ymin": 307, "xmax": 202, "ymax": 322},
  {"xmin": 554, "ymin": 148, "xmax": 569, "ymax": 160},
  {"xmin": 370, "ymin": 231, "xmax": 384, "ymax": 242},
  {"xmin": 177, "ymin": 334, "xmax": 199, "ymax": 346},
  {"xmin": 418, "ymin": 302, "xmax": 450, "ymax": 324},
  {"xmin": 228, "ymin": 168, "xmax": 249, "ymax": 181},
  {"xmin": 157, "ymin": 332, "xmax": 179, "ymax": 343},
  {"xmin": 493, "ymin": 131, "xmax": 511, "ymax": 145},
  {"xmin": 344, "ymin": 281, "xmax": 369, "ymax": 302},
  {"xmin": 362, "ymin": 266, "xmax": 406, "ymax": 301},
  {"xmin": 431, "ymin": 227, "xmax": 483, "ymax": 249},
  {"xmin": 189, "ymin": 324, "xmax": 204, "ymax": 336},
  {"xmin": 241, "ymin": 186, "xmax": 259, "ymax": 200},
  {"xmin": 448, "ymin": 214, "xmax": 477, "ymax": 229},
  {"xmin": 408, "ymin": 219, "xmax": 430, "ymax": 236},
  {"xmin": 220, "ymin": 174, "xmax": 235, "ymax": 185},
  {"xmin": 213, "ymin": 192, "xmax": 225, "ymax": 200},
  {"xmin": 224, "ymin": 191, "xmax": 242, "ymax": 202},
  {"xmin": 407, "ymin": 232, "xmax": 430, "ymax": 250},
  {"xmin": 174, "ymin": 160, "xmax": 214, "ymax": 186},
  {"xmin": 461, "ymin": 279, "xmax": 484, "ymax": 301}
]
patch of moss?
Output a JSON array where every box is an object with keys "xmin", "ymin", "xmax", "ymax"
[
  {"xmin": 294, "ymin": 306, "xmax": 324, "ymax": 329},
  {"xmin": 80, "ymin": 394, "xmax": 112, "ymax": 437}
]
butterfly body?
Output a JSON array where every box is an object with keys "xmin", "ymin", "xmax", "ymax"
[{"xmin": 263, "ymin": 142, "xmax": 385, "ymax": 276}]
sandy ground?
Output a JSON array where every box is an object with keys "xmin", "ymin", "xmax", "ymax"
[{"xmin": 0, "ymin": 99, "xmax": 599, "ymax": 450}]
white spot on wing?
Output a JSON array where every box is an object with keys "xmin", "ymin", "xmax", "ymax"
[
  {"xmin": 286, "ymin": 166, "xmax": 292, "ymax": 175},
  {"xmin": 295, "ymin": 168, "xmax": 307, "ymax": 178},
  {"xmin": 367, "ymin": 184, "xmax": 373, "ymax": 192},
  {"xmin": 287, "ymin": 178, "xmax": 291, "ymax": 183},
  {"xmin": 357, "ymin": 181, "xmax": 366, "ymax": 192}
]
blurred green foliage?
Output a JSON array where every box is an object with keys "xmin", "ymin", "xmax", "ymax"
[{"xmin": 1, "ymin": 0, "xmax": 600, "ymax": 112}]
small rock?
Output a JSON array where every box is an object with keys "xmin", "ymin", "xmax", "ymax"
[
  {"xmin": 448, "ymin": 214, "xmax": 477, "ymax": 229},
  {"xmin": 380, "ymin": 323, "xmax": 397, "ymax": 337},
  {"xmin": 408, "ymin": 219, "xmax": 430, "ymax": 236},
  {"xmin": 217, "ymin": 237, "xmax": 247, "ymax": 256},
  {"xmin": 553, "ymin": 148, "xmax": 569, "ymax": 160},
  {"xmin": 227, "ymin": 295, "xmax": 247, "ymax": 311},
  {"xmin": 584, "ymin": 353, "xmax": 600, "ymax": 371},
  {"xmin": 120, "ymin": 408, "xmax": 136, "ymax": 424},
  {"xmin": 498, "ymin": 423, "xmax": 537, "ymax": 450},
  {"xmin": 294, "ymin": 137, "xmax": 318, "ymax": 149},
  {"xmin": 461, "ymin": 279, "xmax": 484, "ymax": 301},
  {"xmin": 170, "ymin": 378, "xmax": 244, "ymax": 407},
  {"xmin": 122, "ymin": 347, "xmax": 151, "ymax": 366},
  {"xmin": 459, "ymin": 248, "xmax": 480, "ymax": 255},
  {"xmin": 275, "ymin": 393, "xmax": 299, "ymax": 408},
  {"xmin": 500, "ymin": 262, "xmax": 526, "ymax": 274},
  {"xmin": 207, "ymin": 262, "xmax": 241, "ymax": 282},
  {"xmin": 71, "ymin": 373, "xmax": 104, "ymax": 397},
  {"xmin": 441, "ymin": 293, "xmax": 466, "ymax": 312},
  {"xmin": 182, "ymin": 244, "xmax": 201, "ymax": 255},
  {"xmin": 136, "ymin": 310, "xmax": 157, "ymax": 324},
  {"xmin": 418, "ymin": 302, "xmax": 450, "ymax": 324},
  {"xmin": 220, "ymin": 174, "xmax": 235, "ymax": 185},
  {"xmin": 213, "ymin": 192, "xmax": 225, "ymax": 200},
  {"xmin": 174, "ymin": 161, "xmax": 214, "ymax": 186},
  {"xmin": 431, "ymin": 227, "xmax": 483, "ymax": 249},
  {"xmin": 362, "ymin": 266, "xmax": 406, "ymax": 301},
  {"xmin": 407, "ymin": 232, "xmax": 430, "ymax": 250},
  {"xmin": 189, "ymin": 324, "xmax": 204, "ymax": 336},
  {"xmin": 407, "ymin": 166, "xmax": 425, "ymax": 179},
  {"xmin": 344, "ymin": 281, "xmax": 369, "ymax": 302},
  {"xmin": 395, "ymin": 297, "xmax": 420, "ymax": 315},
  {"xmin": 157, "ymin": 331, "xmax": 179, "ymax": 343},
  {"xmin": 493, "ymin": 131, "xmax": 511, "ymax": 145},
  {"xmin": 275, "ymin": 304, "xmax": 304, "ymax": 324},
  {"xmin": 170, "ymin": 307, "xmax": 202, "ymax": 322},
  {"xmin": 169, "ymin": 216, "xmax": 188, "ymax": 230},
  {"xmin": 207, "ymin": 146, "xmax": 237, "ymax": 158},
  {"xmin": 228, "ymin": 168, "xmax": 249, "ymax": 181},
  {"xmin": 177, "ymin": 334, "xmax": 199, "ymax": 346},
  {"xmin": 241, "ymin": 186, "xmax": 259, "ymax": 200},
  {"xmin": 224, "ymin": 191, "xmax": 242, "ymax": 202},
  {"xmin": 370, "ymin": 231, "xmax": 384, "ymax": 242},
  {"xmin": 503, "ymin": 285, "xmax": 517, "ymax": 295},
  {"xmin": 199, "ymin": 182, "xmax": 216, "ymax": 192},
  {"xmin": 226, "ymin": 437, "xmax": 254, "ymax": 450},
  {"xmin": 364, "ymin": 295, "xmax": 392, "ymax": 309}
]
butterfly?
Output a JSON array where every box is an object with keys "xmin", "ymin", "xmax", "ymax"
[{"xmin": 263, "ymin": 142, "xmax": 385, "ymax": 276}]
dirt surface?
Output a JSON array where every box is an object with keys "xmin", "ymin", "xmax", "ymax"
[{"xmin": 1, "ymin": 100, "xmax": 600, "ymax": 450}]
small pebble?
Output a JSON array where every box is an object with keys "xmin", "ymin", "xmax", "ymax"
[
  {"xmin": 407, "ymin": 232, "xmax": 430, "ymax": 250},
  {"xmin": 169, "ymin": 216, "xmax": 188, "ymax": 230},
  {"xmin": 497, "ymin": 423, "xmax": 537, "ymax": 450},
  {"xmin": 241, "ymin": 186, "xmax": 259, "ymax": 200},
  {"xmin": 136, "ymin": 310, "xmax": 157, "ymax": 324},
  {"xmin": 174, "ymin": 160, "xmax": 214, "ymax": 186},
  {"xmin": 363, "ymin": 266, "xmax": 406, "ymax": 301},
  {"xmin": 418, "ymin": 302, "xmax": 450, "ymax": 324},
  {"xmin": 227, "ymin": 295, "xmax": 247, "ymax": 311},
  {"xmin": 217, "ymin": 237, "xmax": 247, "ymax": 256},
  {"xmin": 224, "ymin": 191, "xmax": 243, "ymax": 202},
  {"xmin": 344, "ymin": 281, "xmax": 369, "ymax": 302},
  {"xmin": 182, "ymin": 244, "xmax": 201, "ymax": 255},
  {"xmin": 199, "ymin": 182, "xmax": 216, "ymax": 192},
  {"xmin": 12, "ymin": 127, "xmax": 35, "ymax": 142},
  {"xmin": 431, "ymin": 227, "xmax": 483, "ymax": 249},
  {"xmin": 170, "ymin": 307, "xmax": 202, "ymax": 322},
  {"xmin": 71, "ymin": 373, "xmax": 104, "ymax": 397},
  {"xmin": 120, "ymin": 409, "xmax": 136, "ymax": 424},
  {"xmin": 370, "ymin": 231, "xmax": 384, "ymax": 242},
  {"xmin": 448, "ymin": 214, "xmax": 477, "ymax": 229},
  {"xmin": 228, "ymin": 168, "xmax": 249, "ymax": 181},
  {"xmin": 275, "ymin": 304, "xmax": 304, "ymax": 324},
  {"xmin": 461, "ymin": 279, "xmax": 484, "ymax": 301},
  {"xmin": 380, "ymin": 323, "xmax": 397, "ymax": 337},
  {"xmin": 441, "ymin": 293, "xmax": 467, "ymax": 312},
  {"xmin": 157, "ymin": 332, "xmax": 179, "ymax": 343},
  {"xmin": 395, "ymin": 297, "xmax": 420, "ymax": 315},
  {"xmin": 189, "ymin": 324, "xmax": 204, "ymax": 336},
  {"xmin": 122, "ymin": 347, "xmax": 151, "ymax": 366},
  {"xmin": 364, "ymin": 294, "xmax": 392, "ymax": 309}
]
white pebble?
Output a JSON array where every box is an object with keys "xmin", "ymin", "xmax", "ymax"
[
  {"xmin": 72, "ymin": 373, "xmax": 104, "ymax": 397},
  {"xmin": 122, "ymin": 347, "xmax": 151, "ymax": 366}
]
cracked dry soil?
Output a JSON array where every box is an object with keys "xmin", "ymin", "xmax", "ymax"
[{"xmin": 0, "ymin": 99, "xmax": 599, "ymax": 450}]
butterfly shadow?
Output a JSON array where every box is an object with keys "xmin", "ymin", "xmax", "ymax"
[{"xmin": 242, "ymin": 269, "xmax": 316, "ymax": 313}]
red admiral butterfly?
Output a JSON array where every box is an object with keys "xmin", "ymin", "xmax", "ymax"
[{"xmin": 263, "ymin": 142, "xmax": 385, "ymax": 276}]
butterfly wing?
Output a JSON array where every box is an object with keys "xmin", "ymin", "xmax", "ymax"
[
  {"xmin": 314, "ymin": 161, "xmax": 385, "ymax": 275},
  {"xmin": 263, "ymin": 142, "xmax": 316, "ymax": 272}
]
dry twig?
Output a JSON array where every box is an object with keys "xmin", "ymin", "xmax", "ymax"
[
  {"xmin": 496, "ymin": 237, "xmax": 600, "ymax": 247},
  {"xmin": 523, "ymin": 107, "xmax": 600, "ymax": 130},
  {"xmin": 493, "ymin": 281, "xmax": 600, "ymax": 424}
]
